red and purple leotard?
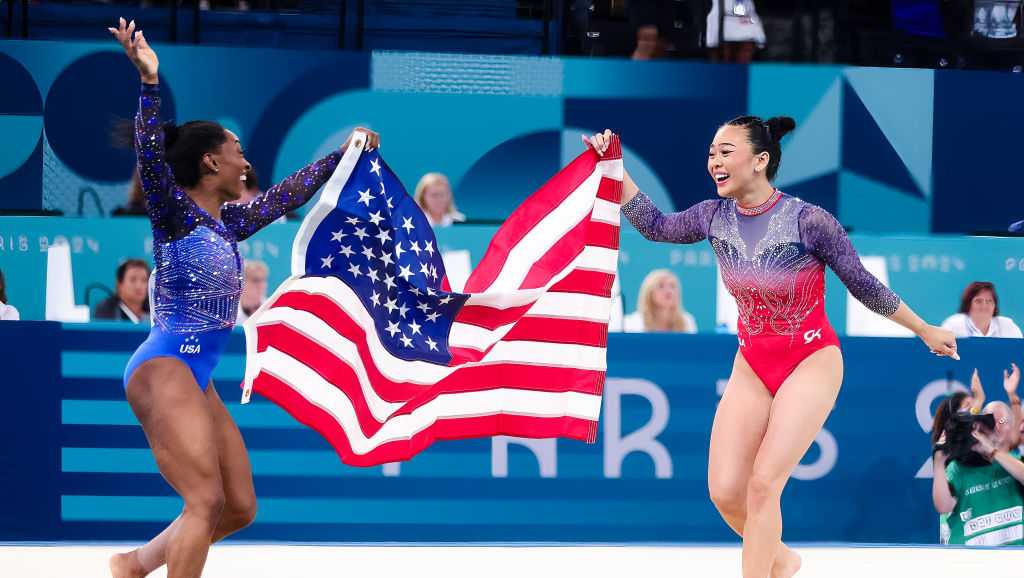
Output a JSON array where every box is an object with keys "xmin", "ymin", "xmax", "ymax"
[{"xmin": 622, "ymin": 190, "xmax": 901, "ymax": 394}]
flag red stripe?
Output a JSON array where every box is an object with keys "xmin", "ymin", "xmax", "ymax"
[
  {"xmin": 549, "ymin": 269, "xmax": 615, "ymax": 298},
  {"xmin": 257, "ymin": 371, "xmax": 596, "ymax": 466},
  {"xmin": 586, "ymin": 221, "xmax": 619, "ymax": 250},
  {"xmin": 596, "ymin": 175, "xmax": 623, "ymax": 203},
  {"xmin": 503, "ymin": 317, "xmax": 608, "ymax": 347},
  {"xmin": 453, "ymin": 303, "xmax": 534, "ymax": 330},
  {"xmin": 463, "ymin": 151, "xmax": 604, "ymax": 294}
]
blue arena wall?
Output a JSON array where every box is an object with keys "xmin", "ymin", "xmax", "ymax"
[{"xmin": 0, "ymin": 321, "xmax": 1017, "ymax": 544}]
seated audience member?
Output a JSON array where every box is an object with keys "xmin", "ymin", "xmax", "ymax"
[
  {"xmin": 942, "ymin": 281, "xmax": 1022, "ymax": 338},
  {"xmin": 623, "ymin": 269, "xmax": 697, "ymax": 333},
  {"xmin": 0, "ymin": 267, "xmax": 19, "ymax": 321},
  {"xmin": 95, "ymin": 259, "xmax": 150, "ymax": 324},
  {"xmin": 414, "ymin": 172, "xmax": 465, "ymax": 228},
  {"xmin": 237, "ymin": 259, "xmax": 269, "ymax": 323}
]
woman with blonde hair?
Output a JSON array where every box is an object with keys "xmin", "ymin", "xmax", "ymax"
[
  {"xmin": 623, "ymin": 269, "xmax": 697, "ymax": 333},
  {"xmin": 414, "ymin": 172, "xmax": 465, "ymax": 227}
]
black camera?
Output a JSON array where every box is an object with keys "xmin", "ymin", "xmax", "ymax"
[{"xmin": 938, "ymin": 410, "xmax": 996, "ymax": 466}]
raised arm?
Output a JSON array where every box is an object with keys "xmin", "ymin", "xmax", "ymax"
[
  {"xmin": 801, "ymin": 204, "xmax": 958, "ymax": 358},
  {"xmin": 932, "ymin": 450, "xmax": 956, "ymax": 514}
]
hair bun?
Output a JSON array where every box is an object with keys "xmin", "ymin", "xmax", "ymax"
[
  {"xmin": 765, "ymin": 116, "xmax": 796, "ymax": 142},
  {"xmin": 162, "ymin": 121, "xmax": 180, "ymax": 149}
]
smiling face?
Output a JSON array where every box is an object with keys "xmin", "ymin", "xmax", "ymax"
[
  {"xmin": 207, "ymin": 130, "xmax": 251, "ymax": 203},
  {"xmin": 707, "ymin": 124, "xmax": 770, "ymax": 199},
  {"xmin": 650, "ymin": 274, "xmax": 680, "ymax": 312},
  {"xmin": 117, "ymin": 265, "xmax": 149, "ymax": 308}
]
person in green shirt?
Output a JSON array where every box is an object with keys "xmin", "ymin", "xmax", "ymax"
[{"xmin": 934, "ymin": 399, "xmax": 1024, "ymax": 546}]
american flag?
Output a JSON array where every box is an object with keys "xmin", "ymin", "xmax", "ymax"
[{"xmin": 242, "ymin": 132, "xmax": 622, "ymax": 466}]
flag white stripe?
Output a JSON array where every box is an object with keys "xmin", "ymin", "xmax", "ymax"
[
  {"xmin": 484, "ymin": 170, "xmax": 604, "ymax": 293},
  {"xmin": 259, "ymin": 346, "xmax": 602, "ymax": 454},
  {"xmin": 592, "ymin": 199, "xmax": 620, "ymax": 225}
]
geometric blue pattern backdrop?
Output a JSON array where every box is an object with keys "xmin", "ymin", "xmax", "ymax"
[{"xmin": 0, "ymin": 40, "xmax": 1017, "ymax": 233}]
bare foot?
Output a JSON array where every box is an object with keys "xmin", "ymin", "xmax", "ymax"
[
  {"xmin": 771, "ymin": 547, "xmax": 802, "ymax": 578},
  {"xmin": 109, "ymin": 550, "xmax": 146, "ymax": 578}
]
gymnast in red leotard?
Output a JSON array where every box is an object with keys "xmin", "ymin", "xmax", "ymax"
[{"xmin": 586, "ymin": 119, "xmax": 958, "ymax": 578}]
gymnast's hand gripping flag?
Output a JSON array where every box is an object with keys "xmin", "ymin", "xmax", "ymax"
[{"xmin": 241, "ymin": 131, "xmax": 623, "ymax": 466}]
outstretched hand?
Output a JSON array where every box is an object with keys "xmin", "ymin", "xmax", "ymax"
[
  {"xmin": 108, "ymin": 17, "xmax": 159, "ymax": 83},
  {"xmin": 1004, "ymin": 362, "xmax": 1020, "ymax": 397},
  {"xmin": 920, "ymin": 324, "xmax": 959, "ymax": 361}
]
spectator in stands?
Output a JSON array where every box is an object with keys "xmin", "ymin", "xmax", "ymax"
[
  {"xmin": 706, "ymin": 0, "xmax": 767, "ymax": 63},
  {"xmin": 111, "ymin": 169, "xmax": 147, "ymax": 216},
  {"xmin": 414, "ymin": 172, "xmax": 465, "ymax": 228},
  {"xmin": 942, "ymin": 281, "xmax": 1022, "ymax": 338},
  {"xmin": 623, "ymin": 269, "xmax": 698, "ymax": 333},
  {"xmin": 628, "ymin": 0, "xmax": 711, "ymax": 60},
  {"xmin": 237, "ymin": 259, "xmax": 269, "ymax": 323},
  {"xmin": 931, "ymin": 390, "xmax": 970, "ymax": 543},
  {"xmin": 933, "ymin": 393, "xmax": 1024, "ymax": 545},
  {"xmin": 95, "ymin": 259, "xmax": 150, "ymax": 324},
  {"xmin": 0, "ymin": 267, "xmax": 19, "ymax": 321}
]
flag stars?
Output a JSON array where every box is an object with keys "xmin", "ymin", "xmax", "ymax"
[
  {"xmin": 416, "ymin": 301, "xmax": 430, "ymax": 314},
  {"xmin": 425, "ymin": 311, "xmax": 441, "ymax": 322},
  {"xmin": 383, "ymin": 274, "xmax": 397, "ymax": 291},
  {"xmin": 410, "ymin": 240, "xmax": 422, "ymax": 256},
  {"xmin": 345, "ymin": 216, "xmax": 360, "ymax": 225},
  {"xmin": 379, "ymin": 252, "xmax": 394, "ymax": 266},
  {"xmin": 354, "ymin": 227, "xmax": 369, "ymax": 241},
  {"xmin": 367, "ymin": 268, "xmax": 380, "ymax": 283},
  {"xmin": 424, "ymin": 336, "xmax": 438, "ymax": 351},
  {"xmin": 376, "ymin": 228, "xmax": 392, "ymax": 244},
  {"xmin": 424, "ymin": 240, "xmax": 435, "ymax": 256},
  {"xmin": 401, "ymin": 217, "xmax": 415, "ymax": 234},
  {"xmin": 368, "ymin": 211, "xmax": 385, "ymax": 226},
  {"xmin": 370, "ymin": 291, "xmax": 382, "ymax": 307},
  {"xmin": 330, "ymin": 230, "xmax": 346, "ymax": 242},
  {"xmin": 347, "ymin": 263, "xmax": 362, "ymax": 278},
  {"xmin": 394, "ymin": 242, "xmax": 405, "ymax": 260},
  {"xmin": 399, "ymin": 334, "xmax": 413, "ymax": 348},
  {"xmin": 370, "ymin": 158, "xmax": 382, "ymax": 177},
  {"xmin": 358, "ymin": 189, "xmax": 375, "ymax": 206},
  {"xmin": 338, "ymin": 245, "xmax": 355, "ymax": 258},
  {"xmin": 398, "ymin": 303, "xmax": 410, "ymax": 319},
  {"xmin": 361, "ymin": 246, "xmax": 376, "ymax": 260},
  {"xmin": 407, "ymin": 319, "xmax": 422, "ymax": 335},
  {"xmin": 419, "ymin": 262, "xmax": 430, "ymax": 277},
  {"xmin": 320, "ymin": 254, "xmax": 335, "ymax": 269},
  {"xmin": 398, "ymin": 264, "xmax": 414, "ymax": 281},
  {"xmin": 384, "ymin": 297, "xmax": 398, "ymax": 315},
  {"xmin": 385, "ymin": 320, "xmax": 401, "ymax": 337},
  {"xmin": 439, "ymin": 295, "xmax": 453, "ymax": 305}
]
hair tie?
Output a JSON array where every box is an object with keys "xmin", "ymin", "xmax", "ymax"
[{"xmin": 763, "ymin": 122, "xmax": 772, "ymax": 143}]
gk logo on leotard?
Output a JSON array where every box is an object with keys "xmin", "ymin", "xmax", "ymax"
[
  {"xmin": 180, "ymin": 335, "xmax": 201, "ymax": 355},
  {"xmin": 803, "ymin": 328, "xmax": 822, "ymax": 344}
]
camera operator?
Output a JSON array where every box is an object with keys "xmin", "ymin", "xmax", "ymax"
[{"xmin": 933, "ymin": 396, "xmax": 1024, "ymax": 546}]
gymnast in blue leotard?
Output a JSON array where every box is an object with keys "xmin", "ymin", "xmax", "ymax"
[{"xmin": 106, "ymin": 18, "xmax": 380, "ymax": 578}]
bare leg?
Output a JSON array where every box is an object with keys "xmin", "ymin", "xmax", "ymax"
[
  {"xmin": 742, "ymin": 346, "xmax": 843, "ymax": 578},
  {"xmin": 708, "ymin": 352, "xmax": 802, "ymax": 578},
  {"xmin": 112, "ymin": 381, "xmax": 256, "ymax": 576},
  {"xmin": 114, "ymin": 359, "xmax": 224, "ymax": 578}
]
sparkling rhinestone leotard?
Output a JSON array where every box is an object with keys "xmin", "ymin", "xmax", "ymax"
[
  {"xmin": 123, "ymin": 83, "xmax": 341, "ymax": 390},
  {"xmin": 622, "ymin": 190, "xmax": 901, "ymax": 394}
]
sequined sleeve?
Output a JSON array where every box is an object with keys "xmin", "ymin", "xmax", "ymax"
[
  {"xmin": 621, "ymin": 192, "xmax": 719, "ymax": 244},
  {"xmin": 800, "ymin": 204, "xmax": 901, "ymax": 317},
  {"xmin": 135, "ymin": 83, "xmax": 192, "ymax": 242},
  {"xmin": 221, "ymin": 151, "xmax": 342, "ymax": 241}
]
